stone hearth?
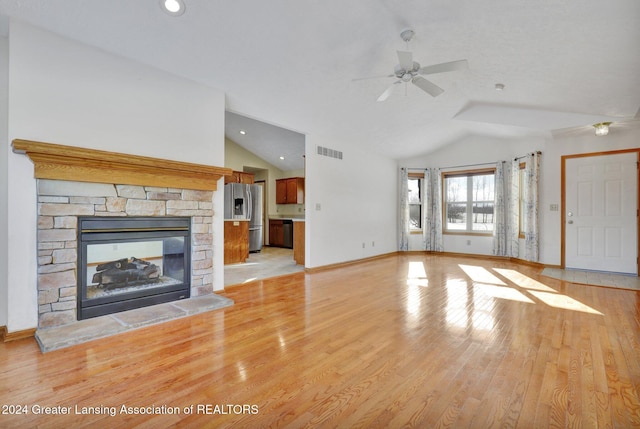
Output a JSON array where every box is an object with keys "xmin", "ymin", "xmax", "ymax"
[{"xmin": 35, "ymin": 294, "xmax": 234, "ymax": 352}]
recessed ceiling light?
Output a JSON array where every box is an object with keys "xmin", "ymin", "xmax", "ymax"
[
  {"xmin": 239, "ymin": 130, "xmax": 246, "ymax": 135},
  {"xmin": 160, "ymin": 0, "xmax": 186, "ymax": 16},
  {"xmin": 279, "ymin": 156, "xmax": 285, "ymax": 160},
  {"xmin": 494, "ymin": 83, "xmax": 505, "ymax": 91}
]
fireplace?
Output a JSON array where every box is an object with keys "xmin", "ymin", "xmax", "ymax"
[
  {"xmin": 13, "ymin": 139, "xmax": 232, "ymax": 329},
  {"xmin": 77, "ymin": 217, "xmax": 191, "ymax": 319}
]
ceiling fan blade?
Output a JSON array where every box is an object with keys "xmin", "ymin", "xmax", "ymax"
[
  {"xmin": 352, "ymin": 73, "xmax": 395, "ymax": 82},
  {"xmin": 412, "ymin": 76, "xmax": 444, "ymax": 97},
  {"xmin": 377, "ymin": 81, "xmax": 401, "ymax": 102},
  {"xmin": 397, "ymin": 50, "xmax": 413, "ymax": 71},
  {"xmin": 418, "ymin": 59, "xmax": 468, "ymax": 75}
]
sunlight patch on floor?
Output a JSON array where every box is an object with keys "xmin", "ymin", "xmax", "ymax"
[
  {"xmin": 493, "ymin": 268, "xmax": 557, "ymax": 292},
  {"xmin": 442, "ymin": 278, "xmax": 496, "ymax": 331},
  {"xmin": 474, "ymin": 283, "xmax": 535, "ymax": 304},
  {"xmin": 528, "ymin": 290, "xmax": 603, "ymax": 315},
  {"xmin": 459, "ymin": 264, "xmax": 506, "ymax": 286},
  {"xmin": 452, "ymin": 264, "xmax": 605, "ymax": 316},
  {"xmin": 444, "ymin": 279, "xmax": 469, "ymax": 328},
  {"xmin": 405, "ymin": 262, "xmax": 428, "ymax": 317},
  {"xmin": 407, "ymin": 261, "xmax": 428, "ymax": 287}
]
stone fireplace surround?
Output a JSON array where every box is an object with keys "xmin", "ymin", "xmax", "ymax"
[
  {"xmin": 12, "ymin": 139, "xmax": 232, "ymax": 330},
  {"xmin": 37, "ymin": 180, "xmax": 211, "ymax": 327}
]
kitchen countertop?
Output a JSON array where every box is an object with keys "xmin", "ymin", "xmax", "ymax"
[
  {"xmin": 269, "ymin": 216, "xmax": 305, "ymax": 221},
  {"xmin": 224, "ymin": 218, "xmax": 250, "ymax": 221}
]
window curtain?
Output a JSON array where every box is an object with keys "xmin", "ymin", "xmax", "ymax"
[
  {"xmin": 423, "ymin": 168, "xmax": 443, "ymax": 251},
  {"xmin": 523, "ymin": 152, "xmax": 540, "ymax": 261},
  {"xmin": 492, "ymin": 161, "xmax": 508, "ymax": 256},
  {"xmin": 509, "ymin": 160, "xmax": 521, "ymax": 258},
  {"xmin": 399, "ymin": 167, "xmax": 409, "ymax": 251}
]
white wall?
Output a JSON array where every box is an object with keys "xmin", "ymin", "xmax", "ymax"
[
  {"xmin": 305, "ymin": 134, "xmax": 397, "ymax": 268},
  {"xmin": 5, "ymin": 21, "xmax": 226, "ymax": 332},
  {"xmin": 0, "ymin": 34, "xmax": 8, "ymax": 328},
  {"xmin": 398, "ymin": 127, "xmax": 640, "ymax": 266}
]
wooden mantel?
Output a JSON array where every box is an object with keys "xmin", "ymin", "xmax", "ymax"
[{"xmin": 12, "ymin": 139, "xmax": 233, "ymax": 191}]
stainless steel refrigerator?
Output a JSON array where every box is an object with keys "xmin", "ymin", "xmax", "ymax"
[
  {"xmin": 248, "ymin": 184, "xmax": 263, "ymax": 252},
  {"xmin": 224, "ymin": 183, "xmax": 250, "ymax": 219},
  {"xmin": 224, "ymin": 183, "xmax": 263, "ymax": 252}
]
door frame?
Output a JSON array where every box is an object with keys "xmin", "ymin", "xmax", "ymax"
[
  {"xmin": 255, "ymin": 180, "xmax": 266, "ymax": 246},
  {"xmin": 560, "ymin": 148, "xmax": 640, "ymax": 275}
]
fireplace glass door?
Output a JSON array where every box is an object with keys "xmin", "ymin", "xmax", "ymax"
[{"xmin": 78, "ymin": 217, "xmax": 191, "ymax": 319}]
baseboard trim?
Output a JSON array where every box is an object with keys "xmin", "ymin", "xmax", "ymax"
[
  {"xmin": 1, "ymin": 326, "xmax": 37, "ymax": 342},
  {"xmin": 402, "ymin": 250, "xmax": 553, "ymax": 270},
  {"xmin": 427, "ymin": 251, "xmax": 510, "ymax": 261},
  {"xmin": 305, "ymin": 251, "xmax": 558, "ymax": 274},
  {"xmin": 306, "ymin": 252, "xmax": 399, "ymax": 273},
  {"xmin": 510, "ymin": 258, "xmax": 551, "ymax": 269}
]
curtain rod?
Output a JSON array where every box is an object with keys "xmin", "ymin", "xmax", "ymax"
[
  {"xmin": 514, "ymin": 151, "xmax": 542, "ymax": 161},
  {"xmin": 404, "ymin": 161, "xmax": 496, "ymax": 171},
  {"xmin": 403, "ymin": 151, "xmax": 542, "ymax": 170}
]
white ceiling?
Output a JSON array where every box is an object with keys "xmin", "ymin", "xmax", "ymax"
[
  {"xmin": 1, "ymin": 0, "xmax": 639, "ymax": 171},
  {"xmin": 225, "ymin": 111, "xmax": 305, "ymax": 171}
]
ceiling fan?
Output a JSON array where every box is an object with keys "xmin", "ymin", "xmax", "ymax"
[{"xmin": 355, "ymin": 29, "xmax": 468, "ymax": 101}]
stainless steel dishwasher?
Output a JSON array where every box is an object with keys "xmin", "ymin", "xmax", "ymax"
[{"xmin": 283, "ymin": 219, "xmax": 293, "ymax": 249}]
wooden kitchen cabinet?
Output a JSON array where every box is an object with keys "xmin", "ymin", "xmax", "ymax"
[
  {"xmin": 269, "ymin": 219, "xmax": 284, "ymax": 247},
  {"xmin": 224, "ymin": 220, "xmax": 249, "ymax": 264},
  {"xmin": 225, "ymin": 171, "xmax": 254, "ymax": 184},
  {"xmin": 293, "ymin": 221, "xmax": 305, "ymax": 265},
  {"xmin": 275, "ymin": 177, "xmax": 304, "ymax": 204},
  {"xmin": 275, "ymin": 180, "xmax": 288, "ymax": 204}
]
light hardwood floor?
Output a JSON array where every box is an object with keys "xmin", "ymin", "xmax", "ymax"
[{"xmin": 1, "ymin": 253, "xmax": 639, "ymax": 427}]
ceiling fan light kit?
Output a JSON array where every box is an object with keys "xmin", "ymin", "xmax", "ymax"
[
  {"xmin": 593, "ymin": 122, "xmax": 612, "ymax": 136},
  {"xmin": 400, "ymin": 29, "xmax": 415, "ymax": 43}
]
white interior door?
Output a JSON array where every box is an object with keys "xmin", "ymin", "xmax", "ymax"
[{"xmin": 565, "ymin": 152, "xmax": 638, "ymax": 274}]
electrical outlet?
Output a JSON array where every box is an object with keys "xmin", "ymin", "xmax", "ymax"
[
  {"xmin": 315, "ymin": 203, "xmax": 321, "ymax": 211},
  {"xmin": 362, "ymin": 242, "xmax": 365, "ymax": 249},
  {"xmin": 550, "ymin": 204, "xmax": 559, "ymax": 211},
  {"xmin": 466, "ymin": 240, "xmax": 471, "ymax": 245},
  {"xmin": 372, "ymin": 241, "xmax": 375, "ymax": 247}
]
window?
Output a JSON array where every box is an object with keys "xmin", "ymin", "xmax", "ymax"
[
  {"xmin": 443, "ymin": 169, "xmax": 495, "ymax": 234},
  {"xmin": 408, "ymin": 174, "xmax": 423, "ymax": 231}
]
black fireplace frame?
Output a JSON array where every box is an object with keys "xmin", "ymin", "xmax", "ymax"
[{"xmin": 77, "ymin": 216, "xmax": 191, "ymax": 320}]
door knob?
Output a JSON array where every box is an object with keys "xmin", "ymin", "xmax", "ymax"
[{"xmin": 568, "ymin": 220, "xmax": 573, "ymax": 224}]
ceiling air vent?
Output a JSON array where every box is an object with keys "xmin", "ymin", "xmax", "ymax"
[{"xmin": 316, "ymin": 145, "xmax": 343, "ymax": 160}]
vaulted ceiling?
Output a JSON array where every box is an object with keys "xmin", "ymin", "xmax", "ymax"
[{"xmin": 1, "ymin": 0, "xmax": 639, "ymax": 171}]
